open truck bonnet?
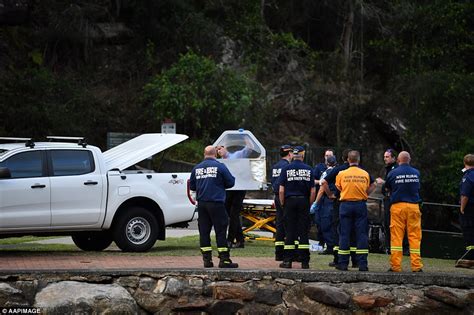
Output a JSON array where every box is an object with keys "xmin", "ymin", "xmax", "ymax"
[{"xmin": 103, "ymin": 133, "xmax": 188, "ymax": 171}]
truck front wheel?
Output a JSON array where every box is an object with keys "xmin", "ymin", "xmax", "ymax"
[
  {"xmin": 113, "ymin": 206, "xmax": 159, "ymax": 252},
  {"xmin": 72, "ymin": 231, "xmax": 113, "ymax": 251}
]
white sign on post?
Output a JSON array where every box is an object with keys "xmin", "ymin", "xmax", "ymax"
[{"xmin": 161, "ymin": 122, "xmax": 176, "ymax": 134}]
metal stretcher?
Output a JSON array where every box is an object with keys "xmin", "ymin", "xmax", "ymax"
[{"xmin": 241, "ymin": 199, "xmax": 276, "ymax": 241}]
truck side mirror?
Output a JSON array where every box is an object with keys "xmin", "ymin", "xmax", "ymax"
[{"xmin": 0, "ymin": 167, "xmax": 11, "ymax": 179}]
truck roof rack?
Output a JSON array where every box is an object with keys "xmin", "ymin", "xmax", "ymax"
[
  {"xmin": 47, "ymin": 136, "xmax": 87, "ymax": 148},
  {"xmin": 0, "ymin": 137, "xmax": 35, "ymax": 148}
]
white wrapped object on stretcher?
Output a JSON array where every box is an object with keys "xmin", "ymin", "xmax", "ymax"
[{"xmin": 213, "ymin": 129, "xmax": 267, "ymax": 190}]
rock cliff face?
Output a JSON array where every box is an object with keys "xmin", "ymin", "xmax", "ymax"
[{"xmin": 1, "ymin": 270, "xmax": 473, "ymax": 314}]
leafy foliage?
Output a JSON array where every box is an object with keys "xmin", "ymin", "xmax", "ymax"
[
  {"xmin": 368, "ymin": 0, "xmax": 474, "ymax": 202},
  {"xmin": 431, "ymin": 139, "xmax": 474, "ymax": 204},
  {"xmin": 0, "ymin": 0, "xmax": 472, "ymax": 207},
  {"xmin": 0, "ymin": 67, "xmax": 107, "ymax": 144},
  {"xmin": 143, "ymin": 51, "xmax": 258, "ymax": 139},
  {"xmin": 165, "ymin": 139, "xmax": 207, "ymax": 164}
]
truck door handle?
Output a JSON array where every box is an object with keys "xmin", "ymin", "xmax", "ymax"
[
  {"xmin": 172, "ymin": 174, "xmax": 177, "ymax": 178},
  {"xmin": 31, "ymin": 184, "xmax": 46, "ymax": 189},
  {"xmin": 84, "ymin": 181, "xmax": 98, "ymax": 185}
]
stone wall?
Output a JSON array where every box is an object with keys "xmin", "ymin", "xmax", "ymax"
[{"xmin": 0, "ymin": 269, "xmax": 473, "ymax": 314}]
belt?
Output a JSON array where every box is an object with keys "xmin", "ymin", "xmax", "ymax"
[
  {"xmin": 287, "ymin": 196, "xmax": 306, "ymax": 199},
  {"xmin": 392, "ymin": 201, "xmax": 420, "ymax": 204},
  {"xmin": 340, "ymin": 200, "xmax": 367, "ymax": 202}
]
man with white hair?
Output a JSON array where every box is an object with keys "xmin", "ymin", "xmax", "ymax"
[{"xmin": 385, "ymin": 151, "xmax": 423, "ymax": 272}]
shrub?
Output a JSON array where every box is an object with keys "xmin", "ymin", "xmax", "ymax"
[{"xmin": 143, "ymin": 51, "xmax": 258, "ymax": 139}]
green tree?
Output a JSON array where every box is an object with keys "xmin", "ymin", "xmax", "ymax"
[{"xmin": 143, "ymin": 51, "xmax": 258, "ymax": 139}]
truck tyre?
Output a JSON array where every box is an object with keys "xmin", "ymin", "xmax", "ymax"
[
  {"xmin": 113, "ymin": 206, "xmax": 159, "ymax": 252},
  {"xmin": 72, "ymin": 231, "xmax": 113, "ymax": 251}
]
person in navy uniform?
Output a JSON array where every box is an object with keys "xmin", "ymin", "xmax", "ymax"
[
  {"xmin": 385, "ymin": 151, "xmax": 423, "ymax": 272},
  {"xmin": 320, "ymin": 149, "xmax": 359, "ymax": 267},
  {"xmin": 271, "ymin": 144, "xmax": 293, "ymax": 261},
  {"xmin": 313, "ymin": 149, "xmax": 335, "ymax": 248},
  {"xmin": 456, "ymin": 153, "xmax": 474, "ymax": 268},
  {"xmin": 278, "ymin": 146, "xmax": 315, "ymax": 269},
  {"xmin": 314, "ymin": 149, "xmax": 336, "ymax": 187},
  {"xmin": 189, "ymin": 146, "xmax": 238, "ymax": 268},
  {"xmin": 314, "ymin": 155, "xmax": 338, "ymax": 255},
  {"xmin": 376, "ymin": 148, "xmax": 398, "ymax": 253}
]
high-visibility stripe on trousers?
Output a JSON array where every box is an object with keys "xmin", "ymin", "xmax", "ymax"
[
  {"xmin": 283, "ymin": 197, "xmax": 311, "ymax": 263},
  {"xmin": 197, "ymin": 201, "xmax": 229, "ymax": 255},
  {"xmin": 274, "ymin": 196, "xmax": 286, "ymax": 258},
  {"xmin": 338, "ymin": 201, "xmax": 369, "ymax": 269},
  {"xmin": 390, "ymin": 202, "xmax": 423, "ymax": 272}
]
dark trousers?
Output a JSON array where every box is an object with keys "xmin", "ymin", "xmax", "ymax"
[
  {"xmin": 332, "ymin": 199, "xmax": 357, "ymax": 264},
  {"xmin": 460, "ymin": 207, "xmax": 474, "ymax": 260},
  {"xmin": 225, "ymin": 190, "xmax": 246, "ymax": 244},
  {"xmin": 198, "ymin": 201, "xmax": 229, "ymax": 250},
  {"xmin": 314, "ymin": 199, "xmax": 325, "ymax": 245},
  {"xmin": 274, "ymin": 195, "xmax": 286, "ymax": 257},
  {"xmin": 383, "ymin": 197, "xmax": 391, "ymax": 250},
  {"xmin": 338, "ymin": 201, "xmax": 369, "ymax": 269},
  {"xmin": 319, "ymin": 196, "xmax": 335, "ymax": 249},
  {"xmin": 283, "ymin": 197, "xmax": 310, "ymax": 263}
]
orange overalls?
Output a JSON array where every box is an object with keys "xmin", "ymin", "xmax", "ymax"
[
  {"xmin": 385, "ymin": 163, "xmax": 423, "ymax": 272},
  {"xmin": 390, "ymin": 202, "xmax": 423, "ymax": 272}
]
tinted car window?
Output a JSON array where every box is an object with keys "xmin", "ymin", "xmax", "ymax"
[
  {"xmin": 0, "ymin": 151, "xmax": 43, "ymax": 178},
  {"xmin": 50, "ymin": 150, "xmax": 95, "ymax": 176}
]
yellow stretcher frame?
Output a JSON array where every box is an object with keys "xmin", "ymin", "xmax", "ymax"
[{"xmin": 241, "ymin": 199, "xmax": 276, "ymax": 241}]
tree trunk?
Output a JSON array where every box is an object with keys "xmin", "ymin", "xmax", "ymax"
[
  {"xmin": 336, "ymin": 100, "xmax": 342, "ymax": 149},
  {"xmin": 341, "ymin": 0, "xmax": 354, "ymax": 77}
]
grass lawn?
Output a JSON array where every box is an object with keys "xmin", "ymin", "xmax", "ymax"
[
  {"xmin": 0, "ymin": 236, "xmax": 59, "ymax": 245},
  {"xmin": 1, "ymin": 235, "xmax": 472, "ymax": 274}
]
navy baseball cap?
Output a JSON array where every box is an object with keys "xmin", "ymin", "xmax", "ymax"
[
  {"xmin": 280, "ymin": 144, "xmax": 293, "ymax": 153},
  {"xmin": 293, "ymin": 146, "xmax": 305, "ymax": 154},
  {"xmin": 327, "ymin": 155, "xmax": 337, "ymax": 166}
]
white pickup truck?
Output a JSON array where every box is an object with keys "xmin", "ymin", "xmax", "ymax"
[{"xmin": 0, "ymin": 134, "xmax": 195, "ymax": 252}]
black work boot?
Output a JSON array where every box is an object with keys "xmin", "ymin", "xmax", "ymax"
[
  {"xmin": 218, "ymin": 252, "xmax": 238, "ymax": 268},
  {"xmin": 275, "ymin": 249, "xmax": 284, "ymax": 261},
  {"xmin": 279, "ymin": 261, "xmax": 292, "ymax": 269},
  {"xmin": 202, "ymin": 252, "xmax": 214, "ymax": 268},
  {"xmin": 329, "ymin": 251, "xmax": 338, "ymax": 267}
]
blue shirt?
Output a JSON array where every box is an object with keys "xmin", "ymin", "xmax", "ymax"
[
  {"xmin": 460, "ymin": 168, "xmax": 474, "ymax": 206},
  {"xmin": 271, "ymin": 159, "xmax": 290, "ymax": 194},
  {"xmin": 279, "ymin": 160, "xmax": 315, "ymax": 198},
  {"xmin": 224, "ymin": 147, "xmax": 252, "ymax": 159},
  {"xmin": 189, "ymin": 158, "xmax": 235, "ymax": 202},
  {"xmin": 385, "ymin": 164, "xmax": 421, "ymax": 204},
  {"xmin": 314, "ymin": 163, "xmax": 327, "ymax": 183},
  {"xmin": 323, "ymin": 167, "xmax": 338, "ymax": 194},
  {"xmin": 323, "ymin": 163, "xmax": 349, "ymax": 198},
  {"xmin": 382, "ymin": 162, "xmax": 397, "ymax": 196}
]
